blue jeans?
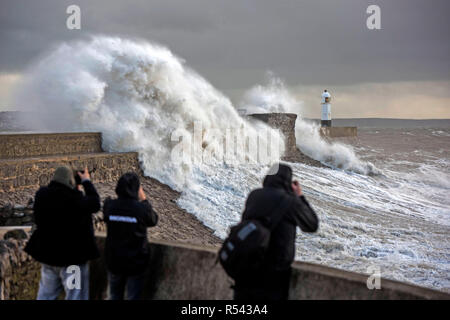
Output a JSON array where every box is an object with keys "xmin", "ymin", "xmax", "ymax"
[
  {"xmin": 107, "ymin": 272, "xmax": 145, "ymax": 300},
  {"xmin": 37, "ymin": 263, "xmax": 89, "ymax": 300}
]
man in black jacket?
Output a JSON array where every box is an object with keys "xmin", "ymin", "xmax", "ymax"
[
  {"xmin": 25, "ymin": 166, "xmax": 100, "ymax": 300},
  {"xmin": 103, "ymin": 172, "xmax": 158, "ymax": 300},
  {"xmin": 234, "ymin": 163, "xmax": 319, "ymax": 300}
]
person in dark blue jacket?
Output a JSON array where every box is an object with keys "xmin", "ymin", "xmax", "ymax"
[{"xmin": 103, "ymin": 172, "xmax": 158, "ymax": 300}]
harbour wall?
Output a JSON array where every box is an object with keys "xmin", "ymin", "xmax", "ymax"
[{"xmin": 1, "ymin": 229, "xmax": 448, "ymax": 300}]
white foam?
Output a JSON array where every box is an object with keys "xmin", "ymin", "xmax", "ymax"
[
  {"xmin": 14, "ymin": 36, "xmax": 283, "ymax": 190},
  {"xmin": 239, "ymin": 75, "xmax": 379, "ymax": 175},
  {"xmin": 13, "ymin": 36, "xmax": 449, "ymax": 293}
]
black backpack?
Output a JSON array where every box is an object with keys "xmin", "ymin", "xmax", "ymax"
[{"xmin": 218, "ymin": 195, "xmax": 292, "ymax": 280}]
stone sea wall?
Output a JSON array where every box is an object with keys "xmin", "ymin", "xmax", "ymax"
[
  {"xmin": 320, "ymin": 126, "xmax": 357, "ymax": 138},
  {"xmin": 0, "ymin": 132, "xmax": 103, "ymax": 159},
  {"xmin": 1, "ymin": 232, "xmax": 448, "ymax": 300},
  {"xmin": 248, "ymin": 113, "xmax": 324, "ymax": 166},
  {"xmin": 91, "ymin": 236, "xmax": 449, "ymax": 300},
  {"xmin": 0, "ymin": 229, "xmax": 40, "ymax": 300},
  {"xmin": 0, "ymin": 152, "xmax": 141, "ymax": 192}
]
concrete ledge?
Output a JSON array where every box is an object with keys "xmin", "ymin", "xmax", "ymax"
[
  {"xmin": 1, "ymin": 231, "xmax": 448, "ymax": 300},
  {"xmin": 89, "ymin": 235, "xmax": 450, "ymax": 300},
  {"xmin": 0, "ymin": 152, "xmax": 141, "ymax": 192},
  {"xmin": 0, "ymin": 132, "xmax": 103, "ymax": 159},
  {"xmin": 319, "ymin": 127, "xmax": 357, "ymax": 138},
  {"xmin": 248, "ymin": 113, "xmax": 298, "ymax": 157},
  {"xmin": 247, "ymin": 113, "xmax": 325, "ymax": 167}
]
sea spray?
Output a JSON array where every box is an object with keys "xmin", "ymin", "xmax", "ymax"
[
  {"xmin": 239, "ymin": 75, "xmax": 379, "ymax": 175},
  {"xmin": 14, "ymin": 36, "xmax": 284, "ymax": 190},
  {"xmin": 12, "ymin": 36, "xmax": 449, "ymax": 292}
]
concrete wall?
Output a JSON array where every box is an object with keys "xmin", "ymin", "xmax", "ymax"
[
  {"xmin": 0, "ymin": 132, "xmax": 141, "ymax": 192},
  {"xmin": 0, "ymin": 132, "xmax": 103, "ymax": 159},
  {"xmin": 0, "ymin": 228, "xmax": 40, "ymax": 300},
  {"xmin": 0, "ymin": 152, "xmax": 140, "ymax": 192},
  {"xmin": 90, "ymin": 235, "xmax": 449, "ymax": 300},
  {"xmin": 248, "ymin": 113, "xmax": 298, "ymax": 158},
  {"xmin": 248, "ymin": 113, "xmax": 324, "ymax": 167},
  {"xmin": 1, "ymin": 232, "xmax": 448, "ymax": 300},
  {"xmin": 320, "ymin": 127, "xmax": 357, "ymax": 138}
]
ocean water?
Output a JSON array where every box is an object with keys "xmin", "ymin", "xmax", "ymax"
[
  {"xmin": 177, "ymin": 127, "xmax": 450, "ymax": 293},
  {"xmin": 12, "ymin": 36, "xmax": 450, "ymax": 293}
]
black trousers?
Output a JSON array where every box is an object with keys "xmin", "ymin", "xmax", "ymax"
[
  {"xmin": 233, "ymin": 268, "xmax": 291, "ymax": 301},
  {"xmin": 107, "ymin": 271, "xmax": 145, "ymax": 300}
]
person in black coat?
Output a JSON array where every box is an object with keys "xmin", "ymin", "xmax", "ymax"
[
  {"xmin": 233, "ymin": 163, "xmax": 319, "ymax": 300},
  {"xmin": 103, "ymin": 172, "xmax": 158, "ymax": 300},
  {"xmin": 25, "ymin": 166, "xmax": 100, "ymax": 300}
]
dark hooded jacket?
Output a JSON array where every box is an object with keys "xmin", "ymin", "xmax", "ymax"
[
  {"xmin": 24, "ymin": 180, "xmax": 101, "ymax": 266},
  {"xmin": 103, "ymin": 173, "xmax": 158, "ymax": 275},
  {"xmin": 241, "ymin": 164, "xmax": 319, "ymax": 272}
]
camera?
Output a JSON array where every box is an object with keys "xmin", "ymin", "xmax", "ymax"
[
  {"xmin": 73, "ymin": 167, "xmax": 97, "ymax": 185},
  {"xmin": 73, "ymin": 170, "xmax": 83, "ymax": 185}
]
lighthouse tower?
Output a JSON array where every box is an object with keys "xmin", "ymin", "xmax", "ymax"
[{"xmin": 321, "ymin": 89, "xmax": 332, "ymax": 127}]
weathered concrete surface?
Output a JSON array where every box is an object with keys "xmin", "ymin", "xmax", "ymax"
[
  {"xmin": 289, "ymin": 261, "xmax": 445, "ymax": 300},
  {"xmin": 248, "ymin": 113, "xmax": 324, "ymax": 167},
  {"xmin": 91, "ymin": 236, "xmax": 232, "ymax": 300},
  {"xmin": 320, "ymin": 127, "xmax": 357, "ymax": 138},
  {"xmin": 249, "ymin": 113, "xmax": 298, "ymax": 157},
  {"xmin": 0, "ymin": 152, "xmax": 140, "ymax": 192},
  {"xmin": 1, "ymin": 232, "xmax": 448, "ymax": 300},
  {"xmin": 89, "ymin": 235, "xmax": 449, "ymax": 300},
  {"xmin": 0, "ymin": 227, "xmax": 40, "ymax": 300},
  {"xmin": 0, "ymin": 132, "xmax": 103, "ymax": 159}
]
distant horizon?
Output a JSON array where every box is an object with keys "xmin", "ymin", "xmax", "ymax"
[
  {"xmin": 1, "ymin": 1, "xmax": 449, "ymax": 119},
  {"xmin": 1, "ymin": 110, "xmax": 449, "ymax": 121}
]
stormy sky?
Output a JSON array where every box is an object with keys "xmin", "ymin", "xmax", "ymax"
[{"xmin": 0, "ymin": 0, "xmax": 449, "ymax": 118}]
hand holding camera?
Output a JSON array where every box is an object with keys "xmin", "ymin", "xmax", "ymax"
[
  {"xmin": 292, "ymin": 180, "xmax": 302, "ymax": 196},
  {"xmin": 76, "ymin": 167, "xmax": 91, "ymax": 182},
  {"xmin": 138, "ymin": 186, "xmax": 147, "ymax": 202}
]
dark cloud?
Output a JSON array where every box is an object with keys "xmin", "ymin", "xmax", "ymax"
[{"xmin": 0, "ymin": 0, "xmax": 449, "ymax": 92}]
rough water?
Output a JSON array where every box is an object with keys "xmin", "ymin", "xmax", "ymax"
[
  {"xmin": 13, "ymin": 36, "xmax": 450, "ymax": 293},
  {"xmin": 178, "ymin": 128, "xmax": 450, "ymax": 293},
  {"xmin": 291, "ymin": 128, "xmax": 450, "ymax": 292}
]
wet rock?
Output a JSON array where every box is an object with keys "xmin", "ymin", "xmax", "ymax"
[
  {"xmin": 26, "ymin": 198, "xmax": 34, "ymax": 209},
  {"xmin": 5, "ymin": 218, "xmax": 19, "ymax": 226},
  {"xmin": 4, "ymin": 229, "xmax": 28, "ymax": 241},
  {"xmin": 0, "ymin": 204, "xmax": 13, "ymax": 215},
  {"xmin": 21, "ymin": 215, "xmax": 34, "ymax": 223}
]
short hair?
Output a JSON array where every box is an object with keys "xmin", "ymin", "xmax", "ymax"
[{"xmin": 324, "ymin": 89, "xmax": 327, "ymax": 92}]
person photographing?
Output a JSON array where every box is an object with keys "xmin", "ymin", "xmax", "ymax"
[
  {"xmin": 25, "ymin": 166, "xmax": 100, "ymax": 300},
  {"xmin": 220, "ymin": 163, "xmax": 319, "ymax": 300},
  {"xmin": 103, "ymin": 172, "xmax": 158, "ymax": 300}
]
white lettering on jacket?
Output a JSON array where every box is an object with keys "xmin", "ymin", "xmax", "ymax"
[{"xmin": 109, "ymin": 215, "xmax": 137, "ymax": 223}]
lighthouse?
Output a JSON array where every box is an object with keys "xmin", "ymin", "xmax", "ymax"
[{"xmin": 321, "ymin": 89, "xmax": 332, "ymax": 127}]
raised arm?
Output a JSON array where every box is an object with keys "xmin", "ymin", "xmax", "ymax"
[
  {"xmin": 288, "ymin": 195, "xmax": 319, "ymax": 232},
  {"xmin": 77, "ymin": 180, "xmax": 101, "ymax": 214},
  {"xmin": 140, "ymin": 200, "xmax": 158, "ymax": 227}
]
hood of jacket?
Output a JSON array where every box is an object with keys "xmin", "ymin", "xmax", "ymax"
[
  {"xmin": 115, "ymin": 172, "xmax": 140, "ymax": 200},
  {"xmin": 263, "ymin": 163, "xmax": 293, "ymax": 194}
]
